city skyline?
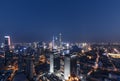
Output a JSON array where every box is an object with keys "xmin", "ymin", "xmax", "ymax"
[{"xmin": 0, "ymin": 0, "xmax": 120, "ymax": 42}]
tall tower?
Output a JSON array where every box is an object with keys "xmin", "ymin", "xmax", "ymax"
[
  {"xmin": 52, "ymin": 36, "xmax": 55, "ymax": 50},
  {"xmin": 4, "ymin": 36, "xmax": 11, "ymax": 46},
  {"xmin": 50, "ymin": 53, "xmax": 54, "ymax": 73},
  {"xmin": 4, "ymin": 36, "xmax": 11, "ymax": 65},
  {"xmin": 59, "ymin": 33, "xmax": 62, "ymax": 43},
  {"xmin": 64, "ymin": 55, "xmax": 70, "ymax": 80},
  {"xmin": 64, "ymin": 55, "xmax": 77, "ymax": 80},
  {"xmin": 70, "ymin": 55, "xmax": 77, "ymax": 74},
  {"xmin": 25, "ymin": 56, "xmax": 34, "ymax": 80},
  {"xmin": 59, "ymin": 33, "xmax": 62, "ymax": 49},
  {"xmin": 18, "ymin": 55, "xmax": 23, "ymax": 72},
  {"xmin": 54, "ymin": 55, "xmax": 60, "ymax": 71},
  {"xmin": 29, "ymin": 58, "xmax": 34, "ymax": 80}
]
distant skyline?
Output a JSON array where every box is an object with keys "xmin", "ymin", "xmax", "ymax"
[{"xmin": 0, "ymin": 0, "xmax": 120, "ymax": 43}]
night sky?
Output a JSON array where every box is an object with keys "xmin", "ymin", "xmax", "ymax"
[{"xmin": 0, "ymin": 0, "xmax": 120, "ymax": 43}]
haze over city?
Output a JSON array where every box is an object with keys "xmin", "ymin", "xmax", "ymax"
[{"xmin": 0, "ymin": 0, "xmax": 120, "ymax": 42}]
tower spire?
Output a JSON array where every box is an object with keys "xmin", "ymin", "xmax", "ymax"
[
  {"xmin": 59, "ymin": 33, "xmax": 62, "ymax": 42},
  {"xmin": 52, "ymin": 35, "xmax": 55, "ymax": 49},
  {"xmin": 59, "ymin": 33, "xmax": 62, "ymax": 50}
]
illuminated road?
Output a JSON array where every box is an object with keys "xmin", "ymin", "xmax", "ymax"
[
  {"xmin": 2, "ymin": 61, "xmax": 19, "ymax": 81},
  {"xmin": 78, "ymin": 50, "xmax": 120, "ymax": 81},
  {"xmin": 87, "ymin": 52, "xmax": 99, "ymax": 76}
]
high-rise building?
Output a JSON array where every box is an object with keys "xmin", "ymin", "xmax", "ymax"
[
  {"xmin": 64, "ymin": 55, "xmax": 71, "ymax": 80},
  {"xmin": 52, "ymin": 33, "xmax": 63, "ymax": 51},
  {"xmin": 59, "ymin": 33, "xmax": 62, "ymax": 43},
  {"xmin": 4, "ymin": 36, "xmax": 11, "ymax": 52},
  {"xmin": 50, "ymin": 53, "xmax": 54, "ymax": 73},
  {"xmin": 29, "ymin": 58, "xmax": 34, "ymax": 80},
  {"xmin": 64, "ymin": 55, "xmax": 77, "ymax": 80},
  {"xmin": 18, "ymin": 54, "xmax": 23, "ymax": 72},
  {"xmin": 24, "ymin": 55, "xmax": 34, "ymax": 80},
  {"xmin": 4, "ymin": 36, "xmax": 12, "ymax": 65},
  {"xmin": 59, "ymin": 33, "xmax": 62, "ymax": 49},
  {"xmin": 52, "ymin": 36, "xmax": 55, "ymax": 50},
  {"xmin": 70, "ymin": 55, "xmax": 77, "ymax": 74},
  {"xmin": 54, "ymin": 54, "xmax": 60, "ymax": 71},
  {"xmin": 50, "ymin": 53, "xmax": 61, "ymax": 74},
  {"xmin": 4, "ymin": 36, "xmax": 11, "ymax": 46}
]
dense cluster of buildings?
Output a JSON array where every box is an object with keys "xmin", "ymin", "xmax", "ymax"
[{"xmin": 0, "ymin": 34, "xmax": 120, "ymax": 81}]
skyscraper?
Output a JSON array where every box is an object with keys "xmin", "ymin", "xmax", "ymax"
[
  {"xmin": 54, "ymin": 54, "xmax": 60, "ymax": 71},
  {"xmin": 52, "ymin": 36, "xmax": 55, "ymax": 50},
  {"xmin": 59, "ymin": 33, "xmax": 62, "ymax": 48},
  {"xmin": 4, "ymin": 36, "xmax": 11, "ymax": 52},
  {"xmin": 64, "ymin": 55, "xmax": 71, "ymax": 80},
  {"xmin": 4, "ymin": 36, "xmax": 11, "ymax": 46},
  {"xmin": 4, "ymin": 36, "xmax": 12, "ymax": 65},
  {"xmin": 64, "ymin": 55, "xmax": 77, "ymax": 80},
  {"xmin": 50, "ymin": 53, "xmax": 54, "ymax": 73},
  {"xmin": 59, "ymin": 33, "xmax": 62, "ymax": 43},
  {"xmin": 70, "ymin": 55, "xmax": 77, "ymax": 74}
]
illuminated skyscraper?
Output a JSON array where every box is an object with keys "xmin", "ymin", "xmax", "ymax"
[
  {"xmin": 4, "ymin": 36, "xmax": 11, "ymax": 46},
  {"xmin": 59, "ymin": 33, "xmax": 62, "ymax": 44},
  {"xmin": 50, "ymin": 53, "xmax": 54, "ymax": 73},
  {"xmin": 4, "ymin": 36, "xmax": 12, "ymax": 65},
  {"xmin": 59, "ymin": 33, "xmax": 62, "ymax": 50},
  {"xmin": 59, "ymin": 33, "xmax": 62, "ymax": 42},
  {"xmin": 70, "ymin": 55, "xmax": 77, "ymax": 74},
  {"xmin": 64, "ymin": 55, "xmax": 77, "ymax": 80},
  {"xmin": 52, "ymin": 36, "xmax": 55, "ymax": 50},
  {"xmin": 64, "ymin": 55, "xmax": 70, "ymax": 80},
  {"xmin": 50, "ymin": 53, "xmax": 60, "ymax": 73}
]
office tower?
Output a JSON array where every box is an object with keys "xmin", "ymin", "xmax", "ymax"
[
  {"xmin": 54, "ymin": 55, "xmax": 60, "ymax": 71},
  {"xmin": 37, "ymin": 42, "xmax": 44, "ymax": 55},
  {"xmin": 33, "ymin": 42, "xmax": 37, "ymax": 48},
  {"xmin": 70, "ymin": 55, "xmax": 77, "ymax": 74},
  {"xmin": 0, "ymin": 51, "xmax": 5, "ymax": 68},
  {"xmin": 25, "ymin": 56, "xmax": 34, "ymax": 80},
  {"xmin": 18, "ymin": 52, "xmax": 23, "ymax": 72},
  {"xmin": 50, "ymin": 53, "xmax": 60, "ymax": 73},
  {"xmin": 64, "ymin": 55, "xmax": 71, "ymax": 80},
  {"xmin": 4, "ymin": 36, "xmax": 11, "ymax": 46},
  {"xmin": 29, "ymin": 58, "xmax": 34, "ymax": 80},
  {"xmin": 64, "ymin": 55, "xmax": 77, "ymax": 80},
  {"xmin": 4, "ymin": 36, "xmax": 11, "ymax": 52},
  {"xmin": 52, "ymin": 36, "xmax": 58, "ymax": 50},
  {"xmin": 36, "ymin": 48, "xmax": 41, "ymax": 63},
  {"xmin": 50, "ymin": 53, "xmax": 54, "ymax": 73},
  {"xmin": 4, "ymin": 36, "xmax": 12, "ymax": 65},
  {"xmin": 52, "ymin": 36, "xmax": 55, "ymax": 49},
  {"xmin": 59, "ymin": 33, "xmax": 62, "ymax": 43},
  {"xmin": 59, "ymin": 33, "xmax": 62, "ymax": 49}
]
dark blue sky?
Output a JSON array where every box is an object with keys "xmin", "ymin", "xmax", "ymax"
[{"xmin": 0, "ymin": 0, "xmax": 120, "ymax": 42}]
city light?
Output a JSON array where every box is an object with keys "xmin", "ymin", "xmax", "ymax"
[
  {"xmin": 0, "ymin": 0, "xmax": 120, "ymax": 81},
  {"xmin": 0, "ymin": 34, "xmax": 120, "ymax": 81}
]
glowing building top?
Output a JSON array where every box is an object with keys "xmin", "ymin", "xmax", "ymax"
[{"xmin": 4, "ymin": 36, "xmax": 11, "ymax": 46}]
